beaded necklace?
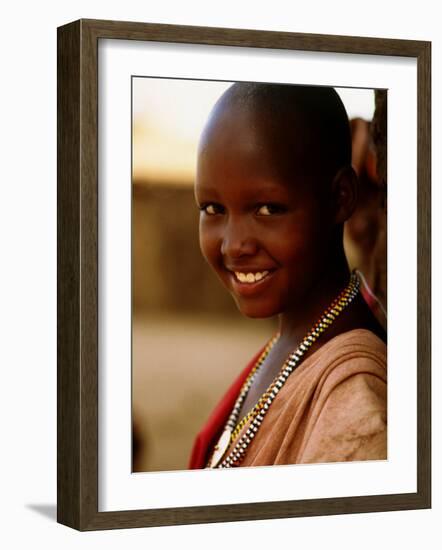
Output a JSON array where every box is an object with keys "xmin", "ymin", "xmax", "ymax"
[{"xmin": 206, "ymin": 271, "xmax": 360, "ymax": 469}]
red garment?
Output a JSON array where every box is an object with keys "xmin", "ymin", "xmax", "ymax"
[{"xmin": 187, "ymin": 346, "xmax": 265, "ymax": 469}]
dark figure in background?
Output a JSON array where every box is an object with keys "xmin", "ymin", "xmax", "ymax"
[{"xmin": 344, "ymin": 110, "xmax": 387, "ymax": 329}]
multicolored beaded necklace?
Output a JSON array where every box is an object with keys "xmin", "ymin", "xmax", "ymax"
[{"xmin": 206, "ymin": 270, "xmax": 360, "ymax": 469}]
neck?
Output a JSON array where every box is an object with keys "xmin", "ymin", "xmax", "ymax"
[{"xmin": 277, "ymin": 254, "xmax": 351, "ymax": 347}]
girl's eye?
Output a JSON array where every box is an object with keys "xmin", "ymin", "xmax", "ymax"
[
  {"xmin": 200, "ymin": 203, "xmax": 224, "ymax": 215},
  {"xmin": 256, "ymin": 204, "xmax": 286, "ymax": 216}
]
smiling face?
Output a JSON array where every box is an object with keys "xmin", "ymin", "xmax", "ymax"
[{"xmin": 195, "ymin": 87, "xmax": 346, "ymax": 319}]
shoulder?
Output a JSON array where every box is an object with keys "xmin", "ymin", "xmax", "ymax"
[
  {"xmin": 289, "ymin": 329, "xmax": 386, "ymax": 400},
  {"xmin": 307, "ymin": 329, "xmax": 387, "ymax": 420},
  {"xmin": 310, "ymin": 328, "xmax": 386, "ymax": 390},
  {"xmin": 320, "ymin": 328, "xmax": 387, "ymax": 366}
]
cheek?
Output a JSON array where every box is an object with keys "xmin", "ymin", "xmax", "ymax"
[
  {"xmin": 266, "ymin": 225, "xmax": 307, "ymax": 259},
  {"xmin": 268, "ymin": 221, "xmax": 325, "ymax": 269},
  {"xmin": 198, "ymin": 221, "xmax": 221, "ymax": 268}
]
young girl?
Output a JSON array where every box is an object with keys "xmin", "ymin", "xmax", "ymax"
[{"xmin": 189, "ymin": 82, "xmax": 387, "ymax": 469}]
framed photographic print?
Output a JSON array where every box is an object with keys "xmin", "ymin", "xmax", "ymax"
[{"xmin": 57, "ymin": 18, "xmax": 431, "ymax": 530}]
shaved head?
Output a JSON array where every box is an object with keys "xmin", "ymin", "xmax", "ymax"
[{"xmin": 199, "ymin": 82, "xmax": 352, "ymax": 189}]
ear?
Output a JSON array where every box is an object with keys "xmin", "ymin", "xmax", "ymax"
[{"xmin": 330, "ymin": 165, "xmax": 358, "ymax": 224}]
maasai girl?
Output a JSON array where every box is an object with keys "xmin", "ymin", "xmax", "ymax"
[{"xmin": 189, "ymin": 83, "xmax": 387, "ymax": 469}]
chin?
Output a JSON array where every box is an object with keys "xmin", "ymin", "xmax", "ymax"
[{"xmin": 233, "ymin": 298, "xmax": 280, "ymax": 319}]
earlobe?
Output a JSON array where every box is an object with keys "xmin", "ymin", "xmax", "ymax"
[{"xmin": 331, "ymin": 165, "xmax": 358, "ymax": 224}]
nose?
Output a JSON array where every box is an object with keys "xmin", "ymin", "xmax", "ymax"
[{"xmin": 220, "ymin": 215, "xmax": 258, "ymax": 259}]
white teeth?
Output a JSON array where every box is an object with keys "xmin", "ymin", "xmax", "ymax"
[{"xmin": 234, "ymin": 271, "xmax": 269, "ymax": 284}]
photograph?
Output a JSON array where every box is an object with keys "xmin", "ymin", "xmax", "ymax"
[{"xmin": 131, "ymin": 78, "xmax": 388, "ymax": 473}]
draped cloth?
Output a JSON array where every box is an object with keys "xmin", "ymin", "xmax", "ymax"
[{"xmin": 188, "ymin": 329, "xmax": 387, "ymax": 469}]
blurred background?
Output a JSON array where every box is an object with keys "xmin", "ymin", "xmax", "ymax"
[{"xmin": 132, "ymin": 78, "xmax": 387, "ymax": 472}]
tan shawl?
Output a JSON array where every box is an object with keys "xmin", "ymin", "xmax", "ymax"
[{"xmin": 231, "ymin": 329, "xmax": 387, "ymax": 466}]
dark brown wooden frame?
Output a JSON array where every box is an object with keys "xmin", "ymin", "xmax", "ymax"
[{"xmin": 57, "ymin": 18, "xmax": 431, "ymax": 531}]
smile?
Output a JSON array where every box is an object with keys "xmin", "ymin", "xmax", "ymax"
[
  {"xmin": 234, "ymin": 270, "xmax": 270, "ymax": 284},
  {"xmin": 227, "ymin": 268, "xmax": 276, "ymax": 298}
]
